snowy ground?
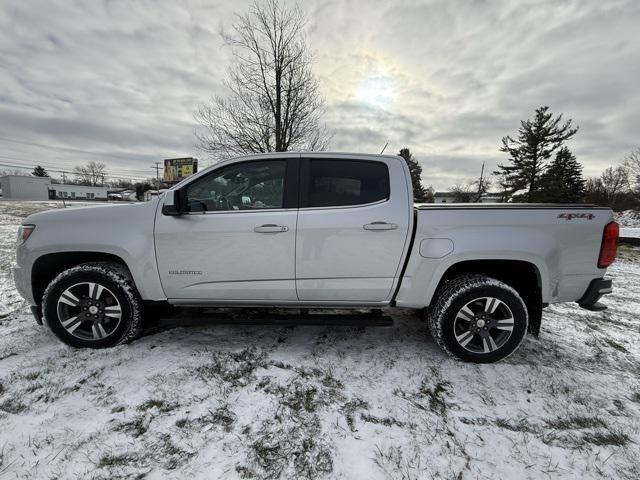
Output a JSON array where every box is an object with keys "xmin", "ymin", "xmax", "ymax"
[
  {"xmin": 617, "ymin": 209, "xmax": 640, "ymax": 239},
  {"xmin": 1, "ymin": 201, "xmax": 639, "ymax": 480}
]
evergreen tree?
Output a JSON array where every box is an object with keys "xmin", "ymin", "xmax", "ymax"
[
  {"xmin": 32, "ymin": 165, "xmax": 49, "ymax": 177},
  {"xmin": 398, "ymin": 148, "xmax": 428, "ymax": 202},
  {"xmin": 538, "ymin": 147, "xmax": 586, "ymax": 202},
  {"xmin": 494, "ymin": 106, "xmax": 578, "ymax": 202}
]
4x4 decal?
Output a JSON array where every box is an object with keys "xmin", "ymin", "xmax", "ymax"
[{"xmin": 557, "ymin": 213, "xmax": 595, "ymax": 221}]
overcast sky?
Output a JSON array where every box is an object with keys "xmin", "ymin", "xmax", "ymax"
[{"xmin": 1, "ymin": 0, "xmax": 638, "ymax": 189}]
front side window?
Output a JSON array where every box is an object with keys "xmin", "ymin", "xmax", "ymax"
[
  {"xmin": 306, "ymin": 159, "xmax": 389, "ymax": 208},
  {"xmin": 185, "ymin": 160, "xmax": 286, "ymax": 212}
]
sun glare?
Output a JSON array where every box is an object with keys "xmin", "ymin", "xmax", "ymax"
[{"xmin": 357, "ymin": 69, "xmax": 395, "ymax": 109}]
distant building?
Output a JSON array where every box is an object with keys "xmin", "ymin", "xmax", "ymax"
[
  {"xmin": 434, "ymin": 191, "xmax": 504, "ymax": 203},
  {"xmin": 0, "ymin": 175, "xmax": 109, "ymax": 201},
  {"xmin": 0, "ymin": 175, "xmax": 51, "ymax": 200},
  {"xmin": 434, "ymin": 192, "xmax": 457, "ymax": 203}
]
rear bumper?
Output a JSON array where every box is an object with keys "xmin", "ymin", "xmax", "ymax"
[{"xmin": 578, "ymin": 278, "xmax": 612, "ymax": 311}]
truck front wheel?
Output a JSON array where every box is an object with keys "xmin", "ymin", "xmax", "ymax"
[
  {"xmin": 428, "ymin": 274, "xmax": 528, "ymax": 363},
  {"xmin": 42, "ymin": 262, "xmax": 143, "ymax": 348}
]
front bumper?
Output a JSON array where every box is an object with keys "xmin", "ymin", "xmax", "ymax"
[
  {"xmin": 12, "ymin": 264, "xmax": 35, "ymax": 305},
  {"xmin": 578, "ymin": 278, "xmax": 612, "ymax": 311}
]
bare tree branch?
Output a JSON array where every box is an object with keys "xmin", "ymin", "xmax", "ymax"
[{"xmin": 195, "ymin": 0, "xmax": 330, "ymax": 159}]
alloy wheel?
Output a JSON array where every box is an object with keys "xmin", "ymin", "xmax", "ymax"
[
  {"xmin": 56, "ymin": 282, "xmax": 122, "ymax": 340},
  {"xmin": 452, "ymin": 296, "xmax": 514, "ymax": 354}
]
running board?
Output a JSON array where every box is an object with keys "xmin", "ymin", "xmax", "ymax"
[{"xmin": 157, "ymin": 307, "xmax": 394, "ymax": 327}]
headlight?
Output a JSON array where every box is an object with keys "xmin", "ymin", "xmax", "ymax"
[{"xmin": 17, "ymin": 225, "xmax": 35, "ymax": 246}]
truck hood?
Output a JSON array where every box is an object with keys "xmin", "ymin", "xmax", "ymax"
[{"xmin": 23, "ymin": 200, "xmax": 160, "ymax": 226}]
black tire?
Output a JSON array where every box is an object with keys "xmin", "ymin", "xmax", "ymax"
[
  {"xmin": 42, "ymin": 262, "xmax": 143, "ymax": 348},
  {"xmin": 427, "ymin": 274, "xmax": 528, "ymax": 363}
]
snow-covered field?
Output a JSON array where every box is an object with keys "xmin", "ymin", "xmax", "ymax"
[
  {"xmin": 1, "ymin": 201, "xmax": 639, "ymax": 480},
  {"xmin": 616, "ymin": 210, "xmax": 640, "ymax": 239}
]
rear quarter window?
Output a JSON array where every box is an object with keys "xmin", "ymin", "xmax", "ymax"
[{"xmin": 306, "ymin": 159, "xmax": 389, "ymax": 208}]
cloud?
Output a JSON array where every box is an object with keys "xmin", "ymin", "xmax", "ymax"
[{"xmin": 0, "ymin": 0, "xmax": 638, "ymax": 188}]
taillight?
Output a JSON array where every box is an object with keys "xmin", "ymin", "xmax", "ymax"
[{"xmin": 598, "ymin": 221, "xmax": 619, "ymax": 268}]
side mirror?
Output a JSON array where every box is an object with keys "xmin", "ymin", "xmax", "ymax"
[{"xmin": 162, "ymin": 189, "xmax": 185, "ymax": 216}]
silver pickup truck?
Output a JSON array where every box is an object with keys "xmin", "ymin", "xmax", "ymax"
[{"xmin": 13, "ymin": 152, "xmax": 619, "ymax": 362}]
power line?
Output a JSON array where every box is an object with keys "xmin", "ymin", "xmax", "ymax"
[
  {"xmin": 0, "ymin": 162, "xmax": 150, "ymax": 181},
  {"xmin": 0, "ymin": 154, "xmax": 151, "ymax": 175},
  {"xmin": 0, "ymin": 155, "xmax": 152, "ymax": 179},
  {"xmin": 0, "ymin": 135, "xmax": 155, "ymax": 162}
]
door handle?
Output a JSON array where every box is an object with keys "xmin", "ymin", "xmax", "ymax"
[
  {"xmin": 363, "ymin": 221, "xmax": 398, "ymax": 231},
  {"xmin": 254, "ymin": 224, "xmax": 289, "ymax": 233}
]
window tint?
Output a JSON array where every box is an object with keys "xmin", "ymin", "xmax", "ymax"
[
  {"xmin": 307, "ymin": 160, "xmax": 389, "ymax": 207},
  {"xmin": 186, "ymin": 160, "xmax": 286, "ymax": 212}
]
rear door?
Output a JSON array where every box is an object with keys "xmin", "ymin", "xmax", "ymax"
[
  {"xmin": 155, "ymin": 157, "xmax": 299, "ymax": 301},
  {"xmin": 295, "ymin": 155, "xmax": 412, "ymax": 302}
]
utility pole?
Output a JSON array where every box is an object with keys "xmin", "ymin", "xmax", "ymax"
[
  {"xmin": 151, "ymin": 162, "xmax": 161, "ymax": 191},
  {"xmin": 62, "ymin": 171, "xmax": 67, "ymax": 184}
]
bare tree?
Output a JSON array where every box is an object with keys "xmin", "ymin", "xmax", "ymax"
[
  {"xmin": 195, "ymin": 0, "xmax": 329, "ymax": 159},
  {"xmin": 623, "ymin": 147, "xmax": 640, "ymax": 192},
  {"xmin": 451, "ymin": 178, "xmax": 492, "ymax": 203},
  {"xmin": 584, "ymin": 166, "xmax": 630, "ymax": 207},
  {"xmin": 73, "ymin": 161, "xmax": 106, "ymax": 186}
]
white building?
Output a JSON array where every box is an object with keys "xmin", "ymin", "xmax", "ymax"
[
  {"xmin": 0, "ymin": 175, "xmax": 109, "ymax": 201},
  {"xmin": 0, "ymin": 175, "xmax": 51, "ymax": 200}
]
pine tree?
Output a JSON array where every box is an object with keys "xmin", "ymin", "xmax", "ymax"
[
  {"xmin": 32, "ymin": 165, "xmax": 49, "ymax": 177},
  {"xmin": 538, "ymin": 147, "xmax": 586, "ymax": 202},
  {"xmin": 398, "ymin": 148, "xmax": 428, "ymax": 202},
  {"xmin": 494, "ymin": 106, "xmax": 578, "ymax": 202}
]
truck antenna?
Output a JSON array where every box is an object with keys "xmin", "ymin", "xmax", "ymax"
[{"xmin": 380, "ymin": 142, "xmax": 389, "ymax": 154}]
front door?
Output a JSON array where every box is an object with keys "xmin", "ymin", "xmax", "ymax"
[
  {"xmin": 155, "ymin": 158, "xmax": 298, "ymax": 301},
  {"xmin": 295, "ymin": 157, "xmax": 411, "ymax": 302}
]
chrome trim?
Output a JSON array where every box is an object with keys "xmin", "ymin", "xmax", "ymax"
[
  {"xmin": 299, "ymin": 198, "xmax": 390, "ymax": 211},
  {"xmin": 182, "ymin": 208, "xmax": 298, "ymax": 216}
]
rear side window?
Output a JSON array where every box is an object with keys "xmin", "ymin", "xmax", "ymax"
[{"xmin": 306, "ymin": 159, "xmax": 389, "ymax": 207}]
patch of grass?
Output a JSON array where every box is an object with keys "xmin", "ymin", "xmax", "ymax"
[
  {"xmin": 495, "ymin": 418, "xmax": 540, "ymax": 434},
  {"xmin": 175, "ymin": 417, "xmax": 189, "ymax": 428},
  {"xmin": 281, "ymin": 383, "xmax": 321, "ymax": 413},
  {"xmin": 545, "ymin": 416, "xmax": 606, "ymax": 430},
  {"xmin": 0, "ymin": 397, "xmax": 27, "ymax": 414},
  {"xmin": 98, "ymin": 452, "xmax": 139, "ymax": 468},
  {"xmin": 361, "ymin": 413, "xmax": 413, "ymax": 429},
  {"xmin": 204, "ymin": 405, "xmax": 237, "ymax": 432},
  {"xmin": 340, "ymin": 398, "xmax": 369, "ymax": 432},
  {"xmin": 419, "ymin": 380, "xmax": 451, "ymax": 416},
  {"xmin": 631, "ymin": 392, "xmax": 640, "ymax": 403},
  {"xmin": 22, "ymin": 371, "xmax": 40, "ymax": 381},
  {"xmin": 374, "ymin": 445, "xmax": 424, "ymax": 480},
  {"xmin": 582, "ymin": 430, "xmax": 630, "ymax": 447},
  {"xmin": 248, "ymin": 419, "xmax": 333, "ymax": 480},
  {"xmin": 137, "ymin": 398, "xmax": 177, "ymax": 413},
  {"xmin": 154, "ymin": 433, "xmax": 193, "ymax": 470},
  {"xmin": 193, "ymin": 347, "xmax": 268, "ymax": 388},
  {"xmin": 604, "ymin": 338, "xmax": 629, "ymax": 353},
  {"xmin": 114, "ymin": 414, "xmax": 150, "ymax": 438}
]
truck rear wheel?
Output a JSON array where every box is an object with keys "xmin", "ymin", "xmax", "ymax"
[
  {"xmin": 42, "ymin": 262, "xmax": 143, "ymax": 348},
  {"xmin": 428, "ymin": 274, "xmax": 528, "ymax": 363}
]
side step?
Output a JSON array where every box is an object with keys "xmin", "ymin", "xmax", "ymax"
[{"xmin": 157, "ymin": 307, "xmax": 394, "ymax": 328}]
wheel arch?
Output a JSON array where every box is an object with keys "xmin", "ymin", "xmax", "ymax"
[
  {"xmin": 432, "ymin": 259, "xmax": 543, "ymax": 336},
  {"xmin": 31, "ymin": 252, "xmax": 131, "ymax": 307}
]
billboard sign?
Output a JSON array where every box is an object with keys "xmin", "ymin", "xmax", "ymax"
[{"xmin": 163, "ymin": 157, "xmax": 198, "ymax": 182}]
